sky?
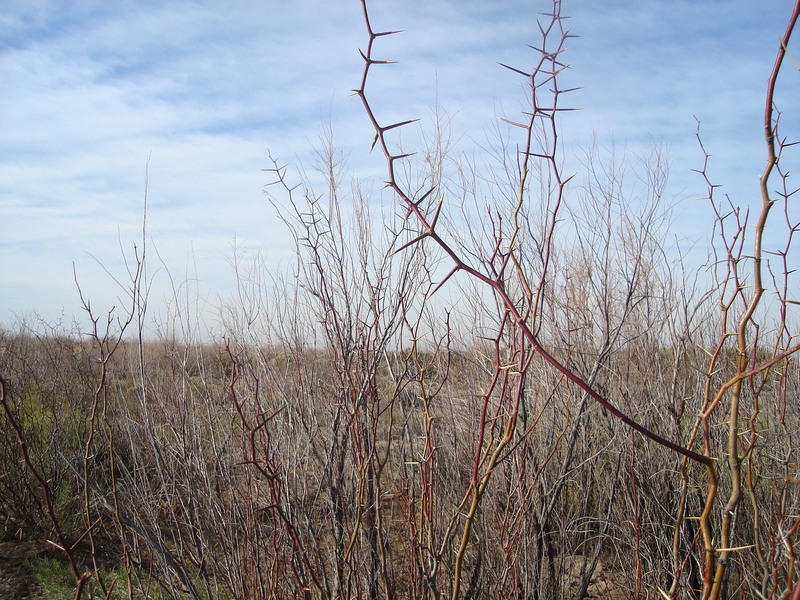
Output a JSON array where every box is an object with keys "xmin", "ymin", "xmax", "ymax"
[{"xmin": 1, "ymin": 1, "xmax": 799, "ymax": 339}]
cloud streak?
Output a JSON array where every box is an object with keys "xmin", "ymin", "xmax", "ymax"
[{"xmin": 1, "ymin": 1, "xmax": 798, "ymax": 335}]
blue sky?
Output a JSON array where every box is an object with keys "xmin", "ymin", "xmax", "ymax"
[{"xmin": 1, "ymin": 1, "xmax": 798, "ymax": 337}]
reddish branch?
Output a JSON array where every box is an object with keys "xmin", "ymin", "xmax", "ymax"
[{"xmin": 354, "ymin": 0, "xmax": 714, "ymax": 469}]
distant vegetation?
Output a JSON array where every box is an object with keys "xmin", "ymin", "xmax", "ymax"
[{"xmin": 1, "ymin": 1, "xmax": 799, "ymax": 599}]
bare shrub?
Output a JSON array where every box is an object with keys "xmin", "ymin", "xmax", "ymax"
[{"xmin": 1, "ymin": 2, "xmax": 798, "ymax": 600}]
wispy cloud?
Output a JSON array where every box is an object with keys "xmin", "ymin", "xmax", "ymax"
[{"xmin": 1, "ymin": 1, "xmax": 797, "ymax": 334}]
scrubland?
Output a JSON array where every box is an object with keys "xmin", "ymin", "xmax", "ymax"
[{"xmin": 2, "ymin": 1, "xmax": 799, "ymax": 598}]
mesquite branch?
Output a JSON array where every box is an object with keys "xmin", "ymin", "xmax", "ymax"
[{"xmin": 354, "ymin": 0, "xmax": 713, "ymax": 468}]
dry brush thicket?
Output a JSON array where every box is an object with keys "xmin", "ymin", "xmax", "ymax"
[{"xmin": 2, "ymin": 1, "xmax": 800, "ymax": 599}]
